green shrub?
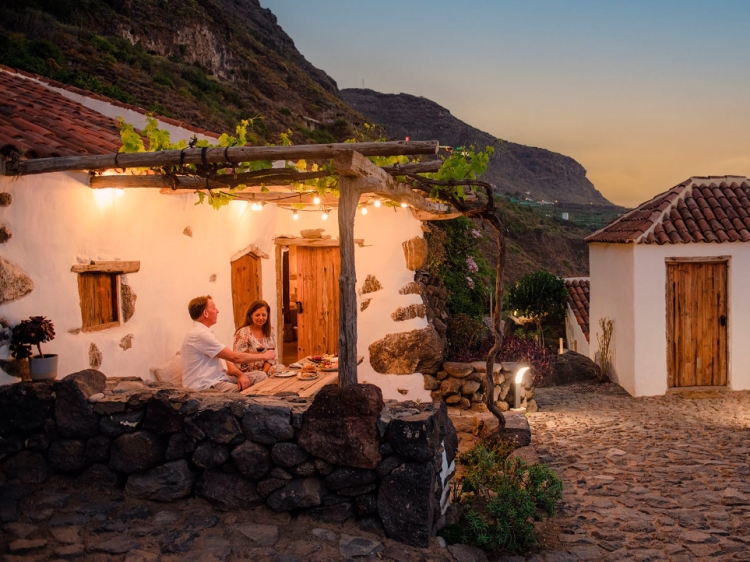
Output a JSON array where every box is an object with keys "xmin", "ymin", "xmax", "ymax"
[
  {"xmin": 425, "ymin": 216, "xmax": 494, "ymax": 319},
  {"xmin": 446, "ymin": 313, "xmax": 487, "ymax": 357},
  {"xmin": 442, "ymin": 443, "xmax": 563, "ymax": 554}
]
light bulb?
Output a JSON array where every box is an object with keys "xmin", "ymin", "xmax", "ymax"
[
  {"xmin": 313, "ymin": 196, "xmax": 321, "ymax": 205},
  {"xmin": 374, "ymin": 199, "xmax": 381, "ymax": 208},
  {"xmin": 321, "ymin": 211, "xmax": 328, "ymax": 220},
  {"xmin": 251, "ymin": 202, "xmax": 260, "ymax": 211},
  {"xmin": 292, "ymin": 210, "xmax": 299, "ymax": 220},
  {"xmin": 361, "ymin": 207, "xmax": 368, "ymax": 215},
  {"xmin": 400, "ymin": 202, "xmax": 408, "ymax": 208}
]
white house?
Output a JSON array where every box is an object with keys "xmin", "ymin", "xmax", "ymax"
[
  {"xmin": 564, "ymin": 277, "xmax": 590, "ymax": 357},
  {"xmin": 0, "ymin": 66, "xmax": 445, "ymax": 401},
  {"xmin": 586, "ymin": 176, "xmax": 750, "ymax": 396}
]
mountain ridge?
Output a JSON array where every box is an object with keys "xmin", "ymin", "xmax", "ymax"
[{"xmin": 340, "ymin": 88, "xmax": 613, "ymax": 207}]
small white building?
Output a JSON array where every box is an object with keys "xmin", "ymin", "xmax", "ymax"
[
  {"xmin": 0, "ymin": 67, "xmax": 445, "ymax": 401},
  {"xmin": 564, "ymin": 277, "xmax": 590, "ymax": 356},
  {"xmin": 586, "ymin": 176, "xmax": 750, "ymax": 396}
]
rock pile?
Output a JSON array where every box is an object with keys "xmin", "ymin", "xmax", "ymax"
[
  {"xmin": 424, "ymin": 361, "xmax": 537, "ymax": 412},
  {"xmin": 0, "ymin": 371, "xmax": 457, "ymax": 548}
]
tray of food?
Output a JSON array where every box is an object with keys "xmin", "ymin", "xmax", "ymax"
[
  {"xmin": 297, "ymin": 363, "xmax": 319, "ymax": 380},
  {"xmin": 309, "ymin": 354, "xmax": 339, "ymax": 371}
]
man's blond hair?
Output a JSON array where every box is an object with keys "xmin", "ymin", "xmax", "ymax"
[{"xmin": 188, "ymin": 295, "xmax": 212, "ymax": 320}]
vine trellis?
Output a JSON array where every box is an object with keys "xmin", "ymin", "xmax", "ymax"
[{"xmin": 3, "ymin": 119, "xmax": 509, "ymax": 428}]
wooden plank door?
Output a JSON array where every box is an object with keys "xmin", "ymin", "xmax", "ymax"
[
  {"xmin": 231, "ymin": 254, "xmax": 261, "ymax": 330},
  {"xmin": 296, "ymin": 246, "xmax": 340, "ymax": 358},
  {"xmin": 667, "ymin": 261, "xmax": 727, "ymax": 387}
]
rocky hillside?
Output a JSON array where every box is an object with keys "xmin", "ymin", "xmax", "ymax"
[
  {"xmin": 0, "ymin": 0, "xmax": 362, "ymax": 139},
  {"xmin": 341, "ymin": 89, "xmax": 613, "ymax": 207}
]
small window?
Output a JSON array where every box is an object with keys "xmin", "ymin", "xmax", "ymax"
[
  {"xmin": 78, "ymin": 272, "xmax": 119, "ymax": 331},
  {"xmin": 71, "ymin": 261, "xmax": 140, "ymax": 332}
]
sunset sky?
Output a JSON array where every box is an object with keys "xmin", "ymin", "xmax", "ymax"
[{"xmin": 262, "ymin": 1, "xmax": 750, "ymax": 208}]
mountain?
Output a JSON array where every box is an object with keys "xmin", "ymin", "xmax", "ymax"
[
  {"xmin": 0, "ymin": 0, "xmax": 362, "ymax": 139},
  {"xmin": 340, "ymin": 89, "xmax": 613, "ymax": 207}
]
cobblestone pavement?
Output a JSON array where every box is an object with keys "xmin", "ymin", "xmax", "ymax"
[{"xmin": 516, "ymin": 383, "xmax": 750, "ymax": 562}]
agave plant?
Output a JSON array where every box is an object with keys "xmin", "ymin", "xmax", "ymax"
[{"xmin": 9, "ymin": 316, "xmax": 55, "ymax": 360}]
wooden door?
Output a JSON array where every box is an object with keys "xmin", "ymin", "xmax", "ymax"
[
  {"xmin": 296, "ymin": 246, "xmax": 340, "ymax": 358},
  {"xmin": 667, "ymin": 260, "xmax": 727, "ymax": 387},
  {"xmin": 231, "ymin": 254, "xmax": 261, "ymax": 329}
]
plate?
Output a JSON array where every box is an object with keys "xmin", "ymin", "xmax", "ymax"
[
  {"xmin": 297, "ymin": 372, "xmax": 319, "ymax": 381},
  {"xmin": 319, "ymin": 363, "xmax": 338, "ymax": 372},
  {"xmin": 275, "ymin": 371, "xmax": 298, "ymax": 378}
]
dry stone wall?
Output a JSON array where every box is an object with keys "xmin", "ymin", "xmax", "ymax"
[
  {"xmin": 0, "ymin": 371, "xmax": 457, "ymax": 548},
  {"xmin": 425, "ymin": 361, "xmax": 538, "ymax": 412}
]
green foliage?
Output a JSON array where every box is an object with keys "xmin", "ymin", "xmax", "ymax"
[
  {"xmin": 425, "ymin": 145, "xmax": 495, "ymax": 201},
  {"xmin": 505, "ymin": 270, "xmax": 568, "ymax": 323},
  {"xmin": 446, "ymin": 313, "xmax": 487, "ymax": 357},
  {"xmin": 425, "ymin": 217, "xmax": 493, "ymax": 318},
  {"xmin": 442, "ymin": 443, "xmax": 563, "ymax": 554}
]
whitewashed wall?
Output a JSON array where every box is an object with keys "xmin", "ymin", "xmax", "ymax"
[
  {"xmin": 588, "ymin": 243, "xmax": 635, "ymax": 394},
  {"xmin": 631, "ymin": 242, "xmax": 748, "ymax": 396},
  {"xmin": 0, "ymin": 173, "xmax": 431, "ymax": 401},
  {"xmin": 564, "ymin": 304, "xmax": 590, "ymax": 356}
]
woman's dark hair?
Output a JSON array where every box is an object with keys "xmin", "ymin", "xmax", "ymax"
[{"xmin": 237, "ymin": 300, "xmax": 271, "ymax": 337}]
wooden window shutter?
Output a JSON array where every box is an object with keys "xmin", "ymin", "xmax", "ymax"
[{"xmin": 78, "ymin": 272, "xmax": 119, "ymax": 331}]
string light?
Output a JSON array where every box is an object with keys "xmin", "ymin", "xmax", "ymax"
[
  {"xmin": 313, "ymin": 196, "xmax": 321, "ymax": 205},
  {"xmin": 321, "ymin": 209, "xmax": 328, "ymax": 220},
  {"xmin": 292, "ymin": 210, "xmax": 299, "ymax": 220},
  {"xmin": 373, "ymin": 199, "xmax": 381, "ymax": 208},
  {"xmin": 361, "ymin": 206, "xmax": 368, "ymax": 215},
  {"xmin": 400, "ymin": 202, "xmax": 408, "ymax": 208}
]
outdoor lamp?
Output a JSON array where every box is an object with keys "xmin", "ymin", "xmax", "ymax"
[
  {"xmin": 361, "ymin": 206, "xmax": 368, "ymax": 215},
  {"xmin": 313, "ymin": 196, "xmax": 321, "ymax": 205},
  {"xmin": 515, "ymin": 366, "xmax": 530, "ymax": 409},
  {"xmin": 292, "ymin": 210, "xmax": 299, "ymax": 220},
  {"xmin": 400, "ymin": 202, "xmax": 408, "ymax": 208},
  {"xmin": 374, "ymin": 199, "xmax": 381, "ymax": 208},
  {"xmin": 321, "ymin": 209, "xmax": 328, "ymax": 220}
]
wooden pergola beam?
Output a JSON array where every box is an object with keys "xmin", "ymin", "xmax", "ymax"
[
  {"xmin": 8, "ymin": 140, "xmax": 439, "ymax": 177},
  {"xmin": 89, "ymin": 160, "xmax": 443, "ymax": 190},
  {"xmin": 333, "ymin": 150, "xmax": 453, "ymax": 215}
]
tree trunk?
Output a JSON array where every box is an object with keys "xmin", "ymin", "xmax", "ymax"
[{"xmin": 337, "ymin": 177, "xmax": 361, "ymax": 387}]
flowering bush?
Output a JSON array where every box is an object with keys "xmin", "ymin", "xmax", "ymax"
[
  {"xmin": 497, "ymin": 334, "xmax": 553, "ymax": 385},
  {"xmin": 425, "ymin": 217, "xmax": 494, "ymax": 318}
]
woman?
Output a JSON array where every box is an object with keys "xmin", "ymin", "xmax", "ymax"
[{"xmin": 233, "ymin": 300, "xmax": 286, "ymax": 376}]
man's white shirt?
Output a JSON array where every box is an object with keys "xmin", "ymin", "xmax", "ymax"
[{"xmin": 181, "ymin": 321, "xmax": 231, "ymax": 391}]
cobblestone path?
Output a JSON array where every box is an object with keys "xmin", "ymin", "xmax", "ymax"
[{"xmin": 519, "ymin": 383, "xmax": 750, "ymax": 562}]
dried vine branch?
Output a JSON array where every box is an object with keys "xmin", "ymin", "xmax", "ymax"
[{"xmin": 407, "ymin": 176, "xmax": 508, "ymax": 429}]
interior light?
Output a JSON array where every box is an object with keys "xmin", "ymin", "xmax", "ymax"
[
  {"xmin": 292, "ymin": 210, "xmax": 299, "ymax": 220},
  {"xmin": 374, "ymin": 199, "xmax": 381, "ymax": 208},
  {"xmin": 313, "ymin": 196, "xmax": 321, "ymax": 205}
]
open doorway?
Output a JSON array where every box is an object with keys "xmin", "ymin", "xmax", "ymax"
[{"xmin": 277, "ymin": 243, "xmax": 340, "ymax": 364}]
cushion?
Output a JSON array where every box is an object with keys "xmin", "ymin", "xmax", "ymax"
[{"xmin": 151, "ymin": 351, "xmax": 183, "ymax": 386}]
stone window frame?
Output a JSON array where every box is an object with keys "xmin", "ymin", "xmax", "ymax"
[{"xmin": 71, "ymin": 261, "xmax": 139, "ymax": 333}]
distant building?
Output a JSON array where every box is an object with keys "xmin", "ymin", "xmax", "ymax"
[{"xmin": 561, "ymin": 212, "xmax": 569, "ymax": 220}]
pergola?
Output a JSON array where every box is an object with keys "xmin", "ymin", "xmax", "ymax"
[{"xmin": 5, "ymin": 139, "xmax": 507, "ymax": 425}]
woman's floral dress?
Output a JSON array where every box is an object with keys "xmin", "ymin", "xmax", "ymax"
[{"xmin": 233, "ymin": 326, "xmax": 286, "ymax": 375}]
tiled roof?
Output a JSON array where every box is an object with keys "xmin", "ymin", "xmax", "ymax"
[
  {"xmin": 0, "ymin": 66, "xmax": 219, "ymax": 159},
  {"xmin": 565, "ymin": 278, "xmax": 589, "ymax": 342},
  {"xmin": 585, "ymin": 176, "xmax": 750, "ymax": 245}
]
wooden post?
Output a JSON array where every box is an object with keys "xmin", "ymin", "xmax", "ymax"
[{"xmin": 337, "ymin": 176, "xmax": 362, "ymax": 387}]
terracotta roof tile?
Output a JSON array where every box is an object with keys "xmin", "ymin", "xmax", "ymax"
[
  {"xmin": 0, "ymin": 66, "xmax": 220, "ymax": 160},
  {"xmin": 585, "ymin": 176, "xmax": 750, "ymax": 245},
  {"xmin": 565, "ymin": 278, "xmax": 590, "ymax": 343}
]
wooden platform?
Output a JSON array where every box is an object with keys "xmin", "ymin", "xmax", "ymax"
[
  {"xmin": 241, "ymin": 371, "xmax": 338, "ymax": 398},
  {"xmin": 240, "ymin": 356, "xmax": 363, "ymax": 398}
]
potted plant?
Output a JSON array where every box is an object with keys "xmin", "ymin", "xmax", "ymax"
[{"xmin": 9, "ymin": 316, "xmax": 57, "ymax": 381}]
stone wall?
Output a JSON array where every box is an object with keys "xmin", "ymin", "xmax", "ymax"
[
  {"xmin": 424, "ymin": 361, "xmax": 538, "ymax": 412},
  {"xmin": 0, "ymin": 371, "xmax": 457, "ymax": 548}
]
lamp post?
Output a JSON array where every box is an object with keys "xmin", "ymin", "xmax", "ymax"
[{"xmin": 515, "ymin": 366, "xmax": 530, "ymax": 409}]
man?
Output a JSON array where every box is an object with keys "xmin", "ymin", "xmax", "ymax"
[{"xmin": 181, "ymin": 295, "xmax": 276, "ymax": 392}]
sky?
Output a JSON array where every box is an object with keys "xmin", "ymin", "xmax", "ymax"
[{"xmin": 261, "ymin": 0, "xmax": 750, "ymax": 208}]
